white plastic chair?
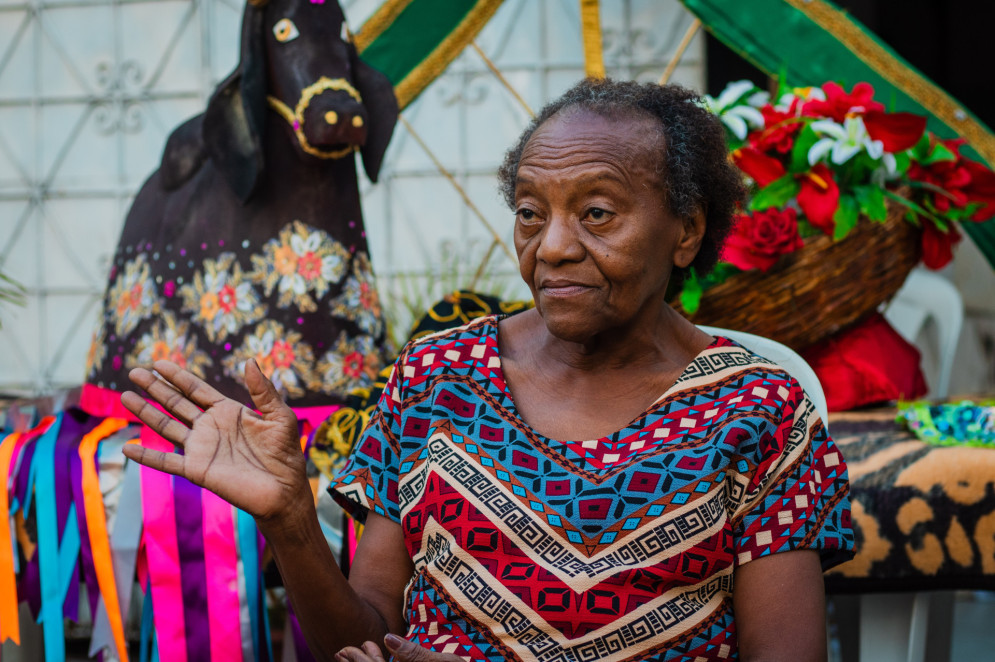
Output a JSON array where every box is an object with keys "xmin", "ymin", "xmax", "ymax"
[
  {"xmin": 697, "ymin": 325, "xmax": 830, "ymax": 425},
  {"xmin": 883, "ymin": 268, "xmax": 964, "ymax": 399}
]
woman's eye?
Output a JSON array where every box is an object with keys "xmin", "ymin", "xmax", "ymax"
[
  {"xmin": 517, "ymin": 208, "xmax": 541, "ymax": 225},
  {"xmin": 586, "ymin": 208, "xmax": 613, "ymax": 223},
  {"xmin": 273, "ymin": 18, "xmax": 300, "ymax": 42}
]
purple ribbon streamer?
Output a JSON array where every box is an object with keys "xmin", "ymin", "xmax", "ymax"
[
  {"xmin": 173, "ymin": 476, "xmax": 211, "ymax": 662},
  {"xmin": 54, "ymin": 412, "xmax": 95, "ymax": 621}
]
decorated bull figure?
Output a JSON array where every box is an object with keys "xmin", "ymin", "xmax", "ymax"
[{"xmin": 83, "ymin": 0, "xmax": 398, "ymax": 417}]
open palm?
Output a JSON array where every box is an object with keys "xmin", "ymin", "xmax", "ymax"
[{"xmin": 121, "ymin": 359, "xmax": 308, "ymax": 521}]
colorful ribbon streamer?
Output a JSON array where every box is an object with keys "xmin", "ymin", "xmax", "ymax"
[{"xmin": 78, "ymin": 417, "xmax": 130, "ymax": 661}]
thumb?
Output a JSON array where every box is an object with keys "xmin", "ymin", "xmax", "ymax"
[{"xmin": 244, "ymin": 359, "xmax": 288, "ymax": 417}]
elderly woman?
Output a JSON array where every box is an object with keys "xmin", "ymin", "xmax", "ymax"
[{"xmin": 122, "ymin": 79, "xmax": 854, "ymax": 662}]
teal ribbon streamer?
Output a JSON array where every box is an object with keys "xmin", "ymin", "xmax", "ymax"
[
  {"xmin": 32, "ymin": 413, "xmax": 76, "ymax": 662},
  {"xmin": 237, "ymin": 508, "xmax": 263, "ymax": 662}
]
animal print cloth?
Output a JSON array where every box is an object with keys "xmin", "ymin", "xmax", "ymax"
[
  {"xmin": 825, "ymin": 407, "xmax": 995, "ymax": 593},
  {"xmin": 330, "ymin": 316, "xmax": 854, "ymax": 661}
]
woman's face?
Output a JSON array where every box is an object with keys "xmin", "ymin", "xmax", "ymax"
[{"xmin": 513, "ymin": 107, "xmax": 704, "ymax": 344}]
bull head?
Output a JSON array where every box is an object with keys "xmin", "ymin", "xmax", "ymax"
[{"xmin": 202, "ymin": 0, "xmax": 398, "ymax": 202}]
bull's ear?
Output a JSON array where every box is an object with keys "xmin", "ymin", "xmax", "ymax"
[
  {"xmin": 352, "ymin": 54, "xmax": 398, "ymax": 183},
  {"xmin": 202, "ymin": 5, "xmax": 267, "ymax": 203}
]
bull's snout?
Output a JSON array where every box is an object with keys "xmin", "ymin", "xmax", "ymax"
[
  {"xmin": 266, "ymin": 76, "xmax": 367, "ymax": 160},
  {"xmin": 302, "ymin": 91, "xmax": 368, "ymax": 148}
]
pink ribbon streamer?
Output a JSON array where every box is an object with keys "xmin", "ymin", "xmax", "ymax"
[
  {"xmin": 202, "ymin": 492, "xmax": 244, "ymax": 661},
  {"xmin": 139, "ymin": 426, "xmax": 187, "ymax": 662}
]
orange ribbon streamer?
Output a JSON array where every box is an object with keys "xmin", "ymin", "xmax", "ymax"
[
  {"xmin": 0, "ymin": 416, "xmax": 56, "ymax": 645},
  {"xmin": 79, "ymin": 417, "xmax": 131, "ymax": 662}
]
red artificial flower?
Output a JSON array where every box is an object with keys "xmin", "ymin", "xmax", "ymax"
[
  {"xmin": 796, "ymin": 163, "xmax": 841, "ymax": 235},
  {"xmin": 732, "ymin": 146, "xmax": 786, "ymax": 187},
  {"xmin": 920, "ymin": 220, "xmax": 962, "ymax": 270},
  {"xmin": 908, "ymin": 138, "xmax": 995, "ymax": 220},
  {"xmin": 721, "ymin": 207, "xmax": 805, "ymax": 272},
  {"xmin": 862, "ymin": 111, "xmax": 927, "ymax": 152},
  {"xmin": 802, "ymin": 81, "xmax": 884, "ymax": 122},
  {"xmin": 962, "ymin": 159, "xmax": 995, "ymax": 221},
  {"xmin": 749, "ymin": 98, "xmax": 804, "ymax": 154}
]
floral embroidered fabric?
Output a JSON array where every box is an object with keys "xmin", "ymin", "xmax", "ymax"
[{"xmin": 86, "ymin": 219, "xmax": 388, "ymax": 408}]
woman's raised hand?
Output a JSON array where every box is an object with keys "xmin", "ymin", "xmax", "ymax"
[{"xmin": 120, "ymin": 359, "xmax": 309, "ymax": 523}]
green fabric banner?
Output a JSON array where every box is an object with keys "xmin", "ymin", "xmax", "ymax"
[
  {"xmin": 356, "ymin": 0, "xmax": 504, "ymax": 110},
  {"xmin": 681, "ymin": 0, "xmax": 995, "ymax": 268}
]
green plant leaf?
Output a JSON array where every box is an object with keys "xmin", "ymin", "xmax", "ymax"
[
  {"xmin": 921, "ymin": 142, "xmax": 956, "ymax": 165},
  {"xmin": 911, "ymin": 133, "xmax": 932, "ymax": 160},
  {"xmin": 789, "ymin": 125, "xmax": 819, "ymax": 172},
  {"xmin": 892, "ymin": 151, "xmax": 911, "ymax": 176},
  {"xmin": 679, "ymin": 268, "xmax": 704, "ymax": 315},
  {"xmin": 748, "ymin": 175, "xmax": 800, "ymax": 211},
  {"xmin": 852, "ymin": 185, "xmax": 888, "ymax": 222},
  {"xmin": 833, "ymin": 195, "xmax": 859, "ymax": 240}
]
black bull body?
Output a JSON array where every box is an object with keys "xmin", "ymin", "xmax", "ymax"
[{"xmin": 85, "ymin": 0, "xmax": 399, "ymax": 409}]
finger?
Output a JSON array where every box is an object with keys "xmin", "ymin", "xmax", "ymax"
[
  {"xmin": 127, "ymin": 368, "xmax": 203, "ymax": 426},
  {"xmin": 120, "ymin": 391, "xmax": 190, "ymax": 447},
  {"xmin": 244, "ymin": 359, "xmax": 292, "ymax": 419},
  {"xmin": 150, "ymin": 360, "xmax": 227, "ymax": 410},
  {"xmin": 122, "ymin": 442, "xmax": 186, "ymax": 478},
  {"xmin": 360, "ymin": 641, "xmax": 386, "ymax": 661},
  {"xmin": 385, "ymin": 634, "xmax": 462, "ymax": 662},
  {"xmin": 335, "ymin": 646, "xmax": 372, "ymax": 662}
]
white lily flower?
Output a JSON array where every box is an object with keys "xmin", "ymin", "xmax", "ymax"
[
  {"xmin": 808, "ymin": 116, "xmax": 885, "ymax": 166},
  {"xmin": 704, "ymin": 80, "xmax": 766, "ymax": 140}
]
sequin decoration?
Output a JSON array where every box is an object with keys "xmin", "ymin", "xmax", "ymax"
[
  {"xmin": 329, "ymin": 252, "xmax": 384, "ymax": 337},
  {"xmin": 314, "ymin": 332, "xmax": 382, "ymax": 394},
  {"xmin": 107, "ymin": 253, "xmax": 159, "ymax": 336},
  {"xmin": 127, "ymin": 311, "xmax": 212, "ymax": 378},
  {"xmin": 179, "ymin": 252, "xmax": 266, "ymax": 342},
  {"xmin": 222, "ymin": 320, "xmax": 316, "ymax": 399},
  {"xmin": 250, "ymin": 220, "xmax": 350, "ymax": 313}
]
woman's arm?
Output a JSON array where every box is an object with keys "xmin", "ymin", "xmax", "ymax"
[
  {"xmin": 121, "ymin": 360, "xmax": 411, "ymax": 658},
  {"xmin": 733, "ymin": 549, "xmax": 827, "ymax": 662}
]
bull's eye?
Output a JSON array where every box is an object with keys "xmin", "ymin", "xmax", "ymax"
[{"xmin": 273, "ymin": 18, "xmax": 299, "ymax": 43}]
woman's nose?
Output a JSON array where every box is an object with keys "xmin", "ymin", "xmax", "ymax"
[{"xmin": 535, "ymin": 215, "xmax": 585, "ymax": 264}]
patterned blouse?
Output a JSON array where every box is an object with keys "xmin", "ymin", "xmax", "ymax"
[{"xmin": 330, "ymin": 315, "xmax": 854, "ymax": 661}]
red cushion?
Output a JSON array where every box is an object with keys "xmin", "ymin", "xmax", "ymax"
[{"xmin": 802, "ymin": 312, "xmax": 928, "ymax": 411}]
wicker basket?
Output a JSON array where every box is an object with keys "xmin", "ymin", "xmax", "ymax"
[{"xmin": 671, "ymin": 198, "xmax": 922, "ymax": 350}]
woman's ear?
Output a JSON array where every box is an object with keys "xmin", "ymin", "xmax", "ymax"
[
  {"xmin": 350, "ymin": 44, "xmax": 398, "ymax": 183},
  {"xmin": 673, "ymin": 206, "xmax": 706, "ymax": 269}
]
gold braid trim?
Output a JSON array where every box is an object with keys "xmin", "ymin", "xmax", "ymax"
[
  {"xmin": 394, "ymin": 0, "xmax": 505, "ymax": 110},
  {"xmin": 784, "ymin": 0, "xmax": 995, "ymax": 168},
  {"xmin": 579, "ymin": 0, "xmax": 605, "ymax": 79},
  {"xmin": 354, "ymin": 0, "xmax": 416, "ymax": 53}
]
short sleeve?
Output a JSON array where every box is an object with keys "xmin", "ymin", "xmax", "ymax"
[
  {"xmin": 328, "ymin": 349, "xmax": 407, "ymax": 524},
  {"xmin": 731, "ymin": 380, "xmax": 855, "ymax": 571}
]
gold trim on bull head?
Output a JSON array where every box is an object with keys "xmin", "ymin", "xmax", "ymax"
[{"xmin": 266, "ymin": 76, "xmax": 364, "ymax": 159}]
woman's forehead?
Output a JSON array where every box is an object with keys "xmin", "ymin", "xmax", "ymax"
[{"xmin": 519, "ymin": 107, "xmax": 666, "ymax": 177}]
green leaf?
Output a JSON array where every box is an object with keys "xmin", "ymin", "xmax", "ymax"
[
  {"xmin": 911, "ymin": 133, "xmax": 932, "ymax": 160},
  {"xmin": 748, "ymin": 175, "xmax": 800, "ymax": 211},
  {"xmin": 921, "ymin": 142, "xmax": 956, "ymax": 165},
  {"xmin": 892, "ymin": 151, "xmax": 911, "ymax": 176},
  {"xmin": 679, "ymin": 268, "xmax": 704, "ymax": 315},
  {"xmin": 789, "ymin": 125, "xmax": 819, "ymax": 172},
  {"xmin": 833, "ymin": 195, "xmax": 859, "ymax": 240},
  {"xmin": 852, "ymin": 185, "xmax": 888, "ymax": 222}
]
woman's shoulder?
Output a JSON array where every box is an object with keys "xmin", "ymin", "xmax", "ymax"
[{"xmin": 392, "ymin": 314, "xmax": 501, "ymax": 381}]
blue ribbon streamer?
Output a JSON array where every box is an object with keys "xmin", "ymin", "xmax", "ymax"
[
  {"xmin": 237, "ymin": 508, "xmax": 262, "ymax": 662},
  {"xmin": 32, "ymin": 413, "xmax": 73, "ymax": 662}
]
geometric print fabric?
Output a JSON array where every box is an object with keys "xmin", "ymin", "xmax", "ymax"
[{"xmin": 331, "ymin": 315, "xmax": 854, "ymax": 661}]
